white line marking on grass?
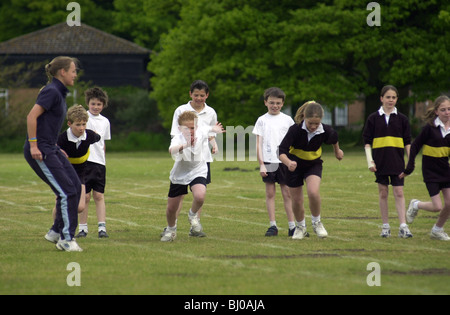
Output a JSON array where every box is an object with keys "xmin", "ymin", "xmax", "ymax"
[{"xmin": 0, "ymin": 217, "xmax": 41, "ymax": 229}]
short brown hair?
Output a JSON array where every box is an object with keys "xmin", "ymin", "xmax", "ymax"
[
  {"xmin": 67, "ymin": 104, "xmax": 88, "ymax": 123},
  {"xmin": 85, "ymin": 87, "xmax": 109, "ymax": 108},
  {"xmin": 178, "ymin": 111, "xmax": 198, "ymax": 126}
]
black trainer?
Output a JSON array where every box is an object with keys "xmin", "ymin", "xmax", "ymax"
[
  {"xmin": 75, "ymin": 230, "xmax": 87, "ymax": 238},
  {"xmin": 265, "ymin": 225, "xmax": 278, "ymax": 236},
  {"xmin": 98, "ymin": 230, "xmax": 109, "ymax": 238}
]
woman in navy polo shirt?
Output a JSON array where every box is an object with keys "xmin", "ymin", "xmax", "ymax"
[{"xmin": 24, "ymin": 56, "xmax": 83, "ymax": 252}]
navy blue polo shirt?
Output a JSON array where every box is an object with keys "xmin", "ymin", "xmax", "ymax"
[{"xmin": 33, "ymin": 78, "xmax": 69, "ymax": 155}]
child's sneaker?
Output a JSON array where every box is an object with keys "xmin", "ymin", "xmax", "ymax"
[
  {"xmin": 161, "ymin": 228, "xmax": 177, "ymax": 242},
  {"xmin": 430, "ymin": 229, "xmax": 450, "ymax": 241},
  {"xmin": 44, "ymin": 229, "xmax": 60, "ymax": 244},
  {"xmin": 398, "ymin": 225, "xmax": 413, "ymax": 238},
  {"xmin": 312, "ymin": 221, "xmax": 328, "ymax": 238},
  {"xmin": 98, "ymin": 230, "xmax": 109, "ymax": 238},
  {"xmin": 188, "ymin": 212, "xmax": 204, "ymax": 235},
  {"xmin": 380, "ymin": 226, "xmax": 391, "ymax": 238},
  {"xmin": 75, "ymin": 230, "xmax": 87, "ymax": 238},
  {"xmin": 406, "ymin": 199, "xmax": 419, "ymax": 224},
  {"xmin": 292, "ymin": 225, "xmax": 309, "ymax": 240},
  {"xmin": 265, "ymin": 225, "xmax": 278, "ymax": 236},
  {"xmin": 56, "ymin": 238, "xmax": 83, "ymax": 252}
]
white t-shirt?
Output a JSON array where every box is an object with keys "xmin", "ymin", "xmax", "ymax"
[
  {"xmin": 86, "ymin": 111, "xmax": 111, "ymax": 166},
  {"xmin": 170, "ymin": 102, "xmax": 217, "ymax": 162},
  {"xmin": 252, "ymin": 112, "xmax": 294, "ymax": 163},
  {"xmin": 169, "ymin": 126, "xmax": 210, "ymax": 185}
]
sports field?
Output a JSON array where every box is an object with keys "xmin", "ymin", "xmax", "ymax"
[{"xmin": 0, "ymin": 150, "xmax": 449, "ymax": 295}]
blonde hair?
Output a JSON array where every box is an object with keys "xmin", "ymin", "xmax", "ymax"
[
  {"xmin": 178, "ymin": 111, "xmax": 198, "ymax": 126},
  {"xmin": 45, "ymin": 56, "xmax": 78, "ymax": 83},
  {"xmin": 424, "ymin": 95, "xmax": 450, "ymax": 126},
  {"xmin": 67, "ymin": 104, "xmax": 88, "ymax": 123},
  {"xmin": 294, "ymin": 101, "xmax": 324, "ymax": 124}
]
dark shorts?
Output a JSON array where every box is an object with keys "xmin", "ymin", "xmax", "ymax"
[
  {"xmin": 425, "ymin": 182, "xmax": 450, "ymax": 197},
  {"xmin": 262, "ymin": 163, "xmax": 289, "ymax": 185},
  {"xmin": 375, "ymin": 174, "xmax": 404, "ymax": 186},
  {"xmin": 84, "ymin": 161, "xmax": 106, "ymax": 193},
  {"xmin": 286, "ymin": 163, "xmax": 323, "ymax": 188},
  {"xmin": 168, "ymin": 177, "xmax": 207, "ymax": 198}
]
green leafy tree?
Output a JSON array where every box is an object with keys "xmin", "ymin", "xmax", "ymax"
[{"xmin": 149, "ymin": 0, "xmax": 450, "ymax": 130}]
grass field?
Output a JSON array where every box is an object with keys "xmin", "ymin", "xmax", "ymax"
[{"xmin": 0, "ymin": 150, "xmax": 449, "ymax": 295}]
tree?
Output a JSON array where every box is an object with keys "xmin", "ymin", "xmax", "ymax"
[{"xmin": 149, "ymin": 0, "xmax": 450, "ymax": 130}]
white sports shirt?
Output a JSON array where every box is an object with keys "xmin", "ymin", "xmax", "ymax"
[
  {"xmin": 170, "ymin": 102, "xmax": 217, "ymax": 162},
  {"xmin": 252, "ymin": 112, "xmax": 295, "ymax": 163},
  {"xmin": 86, "ymin": 111, "xmax": 111, "ymax": 166},
  {"xmin": 169, "ymin": 126, "xmax": 211, "ymax": 185}
]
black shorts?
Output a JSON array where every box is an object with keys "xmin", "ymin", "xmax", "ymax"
[
  {"xmin": 168, "ymin": 177, "xmax": 207, "ymax": 198},
  {"xmin": 286, "ymin": 162, "xmax": 323, "ymax": 188},
  {"xmin": 262, "ymin": 163, "xmax": 289, "ymax": 185},
  {"xmin": 425, "ymin": 182, "xmax": 450, "ymax": 197},
  {"xmin": 84, "ymin": 162, "xmax": 106, "ymax": 193},
  {"xmin": 375, "ymin": 174, "xmax": 404, "ymax": 186}
]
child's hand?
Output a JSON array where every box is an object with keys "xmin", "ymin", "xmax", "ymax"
[
  {"xmin": 287, "ymin": 160, "xmax": 297, "ymax": 172},
  {"xmin": 398, "ymin": 172, "xmax": 407, "ymax": 179},
  {"xmin": 369, "ymin": 162, "xmax": 377, "ymax": 172},
  {"xmin": 212, "ymin": 122, "xmax": 226, "ymax": 134},
  {"xmin": 335, "ymin": 149, "xmax": 344, "ymax": 161},
  {"xmin": 260, "ymin": 164, "xmax": 268, "ymax": 177}
]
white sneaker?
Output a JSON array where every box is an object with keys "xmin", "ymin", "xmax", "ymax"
[
  {"xmin": 430, "ymin": 229, "xmax": 450, "ymax": 241},
  {"xmin": 380, "ymin": 226, "xmax": 391, "ymax": 238},
  {"xmin": 160, "ymin": 228, "xmax": 177, "ymax": 242},
  {"xmin": 44, "ymin": 229, "xmax": 60, "ymax": 244},
  {"xmin": 312, "ymin": 221, "xmax": 328, "ymax": 238},
  {"xmin": 56, "ymin": 238, "xmax": 83, "ymax": 252},
  {"xmin": 406, "ymin": 199, "xmax": 419, "ymax": 224},
  {"xmin": 292, "ymin": 225, "xmax": 308, "ymax": 240},
  {"xmin": 188, "ymin": 212, "xmax": 203, "ymax": 234},
  {"xmin": 398, "ymin": 225, "xmax": 413, "ymax": 238}
]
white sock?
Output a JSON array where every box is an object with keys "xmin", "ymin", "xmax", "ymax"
[
  {"xmin": 98, "ymin": 222, "xmax": 106, "ymax": 232},
  {"xmin": 270, "ymin": 221, "xmax": 277, "ymax": 227},
  {"xmin": 288, "ymin": 221, "xmax": 296, "ymax": 230},
  {"xmin": 413, "ymin": 200, "xmax": 420, "ymax": 210},
  {"xmin": 79, "ymin": 223, "xmax": 88, "ymax": 233},
  {"xmin": 432, "ymin": 225, "xmax": 443, "ymax": 232},
  {"xmin": 383, "ymin": 223, "xmax": 390, "ymax": 229},
  {"xmin": 311, "ymin": 215, "xmax": 321, "ymax": 223},
  {"xmin": 188, "ymin": 209, "xmax": 196, "ymax": 217},
  {"xmin": 400, "ymin": 223, "xmax": 408, "ymax": 229},
  {"xmin": 297, "ymin": 219, "xmax": 306, "ymax": 227}
]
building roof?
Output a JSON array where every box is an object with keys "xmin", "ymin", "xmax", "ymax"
[{"xmin": 0, "ymin": 22, "xmax": 150, "ymax": 55}]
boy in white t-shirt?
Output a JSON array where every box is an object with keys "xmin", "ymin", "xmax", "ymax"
[
  {"xmin": 170, "ymin": 80, "xmax": 218, "ymax": 220},
  {"xmin": 161, "ymin": 111, "xmax": 225, "ymax": 242},
  {"xmin": 76, "ymin": 87, "xmax": 111, "ymax": 239},
  {"xmin": 252, "ymin": 87, "xmax": 296, "ymax": 236}
]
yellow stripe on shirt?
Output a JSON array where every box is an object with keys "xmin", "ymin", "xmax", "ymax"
[
  {"xmin": 289, "ymin": 146, "xmax": 322, "ymax": 160},
  {"xmin": 423, "ymin": 145, "xmax": 450, "ymax": 158},
  {"xmin": 68, "ymin": 149, "xmax": 90, "ymax": 164},
  {"xmin": 372, "ymin": 136, "xmax": 404, "ymax": 149}
]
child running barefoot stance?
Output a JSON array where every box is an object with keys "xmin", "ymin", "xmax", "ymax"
[
  {"xmin": 400, "ymin": 95, "xmax": 450, "ymax": 241},
  {"xmin": 279, "ymin": 101, "xmax": 344, "ymax": 239},
  {"xmin": 161, "ymin": 111, "xmax": 225, "ymax": 242}
]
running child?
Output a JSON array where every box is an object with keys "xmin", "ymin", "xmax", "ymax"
[
  {"xmin": 279, "ymin": 101, "xmax": 344, "ymax": 239},
  {"xmin": 161, "ymin": 111, "xmax": 225, "ymax": 242},
  {"xmin": 170, "ymin": 80, "xmax": 218, "ymax": 221},
  {"xmin": 252, "ymin": 87, "xmax": 295, "ymax": 236},
  {"xmin": 24, "ymin": 56, "xmax": 83, "ymax": 251},
  {"xmin": 363, "ymin": 85, "xmax": 413, "ymax": 238},
  {"xmin": 400, "ymin": 95, "xmax": 450, "ymax": 241}
]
